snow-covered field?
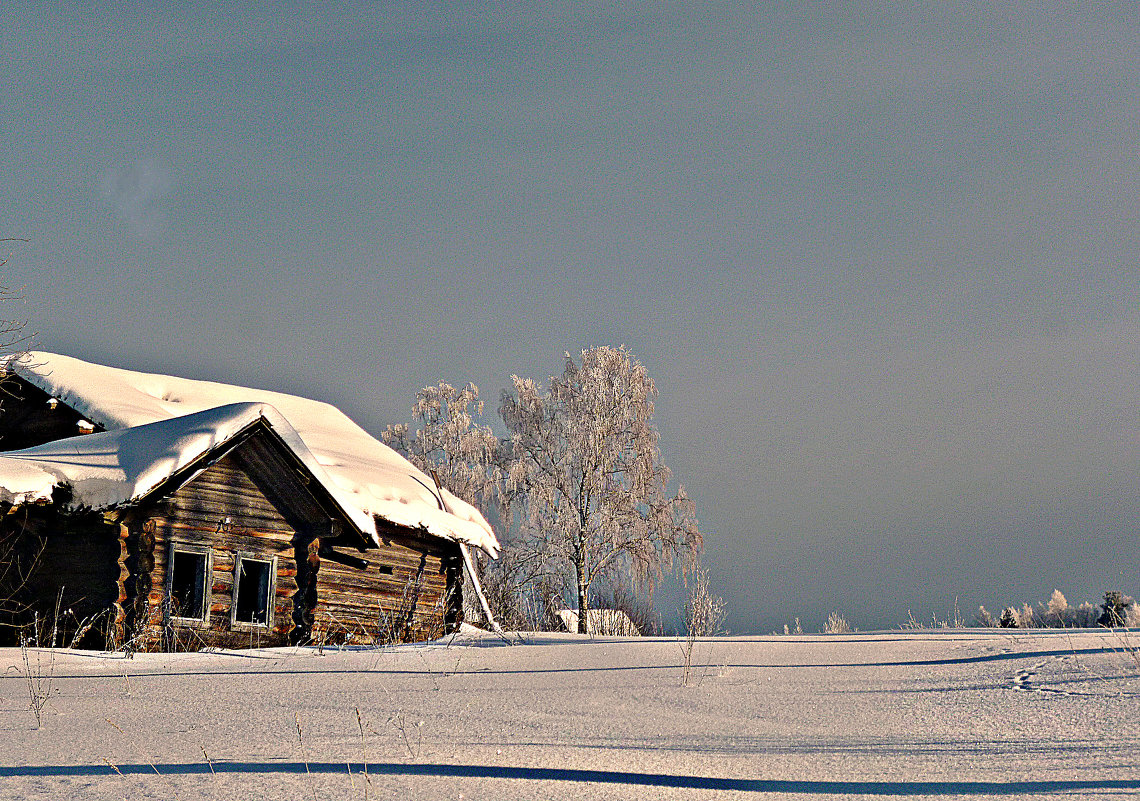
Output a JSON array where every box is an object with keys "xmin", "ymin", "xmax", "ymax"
[{"xmin": 2, "ymin": 629, "xmax": 1138, "ymax": 800}]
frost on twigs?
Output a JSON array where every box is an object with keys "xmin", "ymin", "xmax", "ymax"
[
  {"xmin": 381, "ymin": 382, "xmax": 503, "ymax": 521},
  {"xmin": 684, "ymin": 565, "xmax": 725, "ymax": 640},
  {"xmin": 823, "ymin": 612, "xmax": 851, "ymax": 634},
  {"xmin": 499, "ymin": 346, "xmax": 703, "ymax": 635},
  {"xmin": 680, "ymin": 563, "xmax": 724, "ymax": 685}
]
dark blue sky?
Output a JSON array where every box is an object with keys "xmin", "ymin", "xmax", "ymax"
[{"xmin": 4, "ymin": 3, "xmax": 1140, "ymax": 632}]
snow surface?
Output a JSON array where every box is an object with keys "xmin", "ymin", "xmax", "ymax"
[
  {"xmin": 0, "ymin": 352, "xmax": 498, "ymax": 556},
  {"xmin": 1, "ymin": 629, "xmax": 1138, "ymax": 800}
]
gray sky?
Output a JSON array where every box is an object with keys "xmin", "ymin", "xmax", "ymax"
[{"xmin": 3, "ymin": 3, "xmax": 1139, "ymax": 632}]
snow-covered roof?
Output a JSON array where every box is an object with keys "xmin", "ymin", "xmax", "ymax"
[
  {"xmin": 0, "ymin": 402, "xmax": 349, "ymax": 515},
  {"xmin": 0, "ymin": 352, "xmax": 499, "ymax": 557}
]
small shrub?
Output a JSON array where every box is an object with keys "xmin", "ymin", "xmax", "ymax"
[
  {"xmin": 1075, "ymin": 601, "xmax": 1099, "ymax": 628},
  {"xmin": 680, "ymin": 564, "xmax": 725, "ymax": 685},
  {"xmin": 824, "ymin": 612, "xmax": 851, "ymax": 634},
  {"xmin": 1128, "ymin": 605, "xmax": 1140, "ymax": 628},
  {"xmin": 589, "ymin": 577, "xmax": 660, "ymax": 636},
  {"xmin": 782, "ymin": 618, "xmax": 803, "ymax": 636},
  {"xmin": 1098, "ymin": 591, "xmax": 1135, "ymax": 628},
  {"xmin": 20, "ymin": 639, "xmax": 54, "ymax": 728},
  {"xmin": 684, "ymin": 566, "xmax": 725, "ymax": 639},
  {"xmin": 556, "ymin": 608, "xmax": 640, "ymax": 636}
]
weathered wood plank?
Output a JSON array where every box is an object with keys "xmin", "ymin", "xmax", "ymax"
[
  {"xmin": 312, "ymin": 540, "xmax": 452, "ymax": 644},
  {"xmin": 161, "ymin": 524, "xmax": 295, "ymax": 552}
]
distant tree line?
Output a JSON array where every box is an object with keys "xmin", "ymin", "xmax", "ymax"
[{"xmin": 975, "ymin": 589, "xmax": 1140, "ymax": 629}]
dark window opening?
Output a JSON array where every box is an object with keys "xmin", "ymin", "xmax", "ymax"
[
  {"xmin": 379, "ymin": 565, "xmax": 394, "ymax": 575},
  {"xmin": 234, "ymin": 557, "xmax": 273, "ymax": 625},
  {"xmin": 170, "ymin": 550, "xmax": 208, "ymax": 620}
]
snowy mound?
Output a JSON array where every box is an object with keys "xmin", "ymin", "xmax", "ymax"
[{"xmin": 0, "ymin": 352, "xmax": 499, "ymax": 556}]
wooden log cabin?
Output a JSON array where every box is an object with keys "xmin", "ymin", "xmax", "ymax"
[{"xmin": 0, "ymin": 353, "xmax": 498, "ymax": 650}]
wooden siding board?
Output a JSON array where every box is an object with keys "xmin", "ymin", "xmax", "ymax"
[{"xmin": 312, "ymin": 541, "xmax": 453, "ymax": 644}]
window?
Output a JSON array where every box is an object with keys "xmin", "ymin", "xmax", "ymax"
[
  {"xmin": 169, "ymin": 547, "xmax": 211, "ymax": 622},
  {"xmin": 232, "ymin": 554, "xmax": 275, "ymax": 627}
]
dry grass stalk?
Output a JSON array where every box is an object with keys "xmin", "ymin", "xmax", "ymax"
[
  {"xmin": 20, "ymin": 639, "xmax": 53, "ymax": 728},
  {"xmin": 356, "ymin": 706, "xmax": 372, "ymax": 801}
]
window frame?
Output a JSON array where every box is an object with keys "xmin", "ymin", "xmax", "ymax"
[
  {"xmin": 166, "ymin": 543, "xmax": 213, "ymax": 626},
  {"xmin": 230, "ymin": 552, "xmax": 277, "ymax": 630}
]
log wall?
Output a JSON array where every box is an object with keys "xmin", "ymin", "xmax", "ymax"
[
  {"xmin": 313, "ymin": 536, "xmax": 458, "ymax": 645},
  {"xmin": 0, "ymin": 510, "xmax": 122, "ymax": 648},
  {"xmin": 129, "ymin": 442, "xmax": 464, "ymax": 649},
  {"xmin": 2, "ymin": 424, "xmax": 466, "ymax": 650},
  {"xmin": 132, "ymin": 455, "xmax": 299, "ymax": 649}
]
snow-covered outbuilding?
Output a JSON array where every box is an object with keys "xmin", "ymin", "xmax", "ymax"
[{"xmin": 0, "ymin": 352, "xmax": 499, "ymax": 650}]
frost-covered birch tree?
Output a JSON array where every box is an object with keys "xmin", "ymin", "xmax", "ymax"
[
  {"xmin": 381, "ymin": 382, "xmax": 501, "ymax": 513},
  {"xmin": 499, "ymin": 346, "xmax": 702, "ymax": 634}
]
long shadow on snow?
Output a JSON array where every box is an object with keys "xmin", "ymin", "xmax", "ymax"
[
  {"xmin": 448, "ymin": 735, "xmax": 1122, "ymax": 758},
  {"xmin": 2, "ymin": 762, "xmax": 1138, "ymax": 794},
  {"xmin": 2, "ymin": 646, "xmax": 1125, "ymax": 682}
]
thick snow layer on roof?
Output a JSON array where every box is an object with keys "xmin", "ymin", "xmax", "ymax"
[
  {"xmin": 0, "ymin": 403, "xmax": 364, "ymax": 520},
  {"xmin": 1, "ymin": 352, "xmax": 499, "ymax": 556}
]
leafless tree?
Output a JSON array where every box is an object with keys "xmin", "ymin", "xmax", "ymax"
[
  {"xmin": 0, "ymin": 239, "xmax": 37, "ymax": 638},
  {"xmin": 499, "ymin": 346, "xmax": 702, "ymax": 634},
  {"xmin": 0, "ymin": 240, "xmax": 33, "ymax": 367}
]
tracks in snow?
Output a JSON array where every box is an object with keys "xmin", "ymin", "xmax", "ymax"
[
  {"xmin": 1011, "ymin": 659, "xmax": 1064, "ymax": 694},
  {"xmin": 1010, "ymin": 652, "xmax": 1139, "ymax": 698}
]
